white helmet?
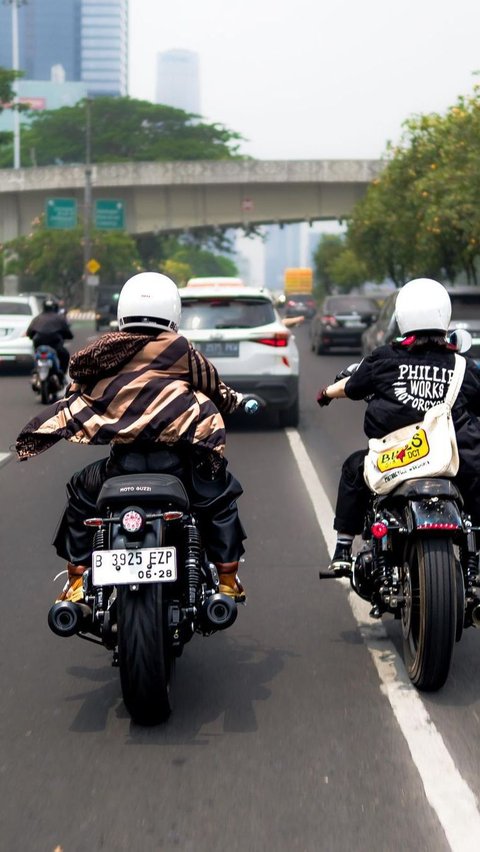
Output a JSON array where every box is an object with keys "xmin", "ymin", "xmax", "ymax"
[
  {"xmin": 117, "ymin": 272, "xmax": 181, "ymax": 332},
  {"xmin": 395, "ymin": 278, "xmax": 451, "ymax": 335}
]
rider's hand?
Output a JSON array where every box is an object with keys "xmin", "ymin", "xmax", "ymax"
[{"xmin": 316, "ymin": 387, "xmax": 332, "ymax": 407}]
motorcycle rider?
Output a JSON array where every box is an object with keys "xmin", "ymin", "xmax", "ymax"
[
  {"xmin": 16, "ymin": 273, "xmax": 248, "ymax": 602},
  {"xmin": 317, "ymin": 278, "xmax": 480, "ymax": 575},
  {"xmin": 26, "ymin": 297, "xmax": 73, "ymax": 377}
]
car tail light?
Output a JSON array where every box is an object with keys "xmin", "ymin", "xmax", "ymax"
[
  {"xmin": 255, "ymin": 333, "xmax": 289, "ymax": 347},
  {"xmin": 322, "ymin": 315, "xmax": 338, "ymax": 326}
]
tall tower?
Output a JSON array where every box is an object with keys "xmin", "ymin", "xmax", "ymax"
[
  {"xmin": 155, "ymin": 49, "xmax": 200, "ymax": 114},
  {"xmin": 0, "ymin": 0, "xmax": 128, "ymax": 97},
  {"xmin": 80, "ymin": 0, "xmax": 128, "ymax": 96}
]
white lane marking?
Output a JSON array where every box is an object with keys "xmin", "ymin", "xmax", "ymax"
[
  {"xmin": 285, "ymin": 427, "xmax": 480, "ymax": 852},
  {"xmin": 0, "ymin": 452, "xmax": 11, "ymax": 467}
]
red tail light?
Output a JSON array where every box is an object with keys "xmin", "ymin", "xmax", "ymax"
[
  {"xmin": 322, "ymin": 315, "xmax": 338, "ymax": 326},
  {"xmin": 255, "ymin": 333, "xmax": 289, "ymax": 347},
  {"xmin": 416, "ymin": 523, "xmax": 460, "ymax": 530},
  {"xmin": 371, "ymin": 522, "xmax": 388, "ymax": 538}
]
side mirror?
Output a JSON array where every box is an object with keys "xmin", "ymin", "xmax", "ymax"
[{"xmin": 449, "ymin": 328, "xmax": 472, "ymax": 353}]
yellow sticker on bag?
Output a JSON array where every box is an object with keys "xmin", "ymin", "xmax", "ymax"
[{"xmin": 377, "ymin": 429, "xmax": 430, "ymax": 472}]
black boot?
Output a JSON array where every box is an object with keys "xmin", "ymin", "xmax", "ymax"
[{"xmin": 320, "ymin": 543, "xmax": 353, "ymax": 579}]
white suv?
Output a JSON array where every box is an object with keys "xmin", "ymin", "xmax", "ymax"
[{"xmin": 180, "ymin": 286, "xmax": 300, "ymax": 426}]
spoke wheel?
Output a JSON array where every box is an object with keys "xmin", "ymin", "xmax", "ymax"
[{"xmin": 401, "ymin": 536, "xmax": 456, "ymax": 691}]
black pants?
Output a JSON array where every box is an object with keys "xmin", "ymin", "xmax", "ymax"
[
  {"xmin": 334, "ymin": 448, "xmax": 480, "ymax": 535},
  {"xmin": 53, "ymin": 445, "xmax": 247, "ymax": 566}
]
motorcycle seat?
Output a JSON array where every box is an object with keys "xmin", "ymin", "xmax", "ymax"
[
  {"xmin": 96, "ymin": 473, "xmax": 190, "ymax": 511},
  {"xmin": 382, "ymin": 477, "xmax": 462, "ymax": 502}
]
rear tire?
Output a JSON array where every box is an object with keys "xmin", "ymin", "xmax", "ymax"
[
  {"xmin": 401, "ymin": 536, "xmax": 456, "ymax": 690},
  {"xmin": 117, "ymin": 584, "xmax": 174, "ymax": 725},
  {"xmin": 40, "ymin": 379, "xmax": 51, "ymax": 404}
]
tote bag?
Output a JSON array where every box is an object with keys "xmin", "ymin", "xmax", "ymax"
[{"xmin": 363, "ymin": 354, "xmax": 466, "ymax": 495}]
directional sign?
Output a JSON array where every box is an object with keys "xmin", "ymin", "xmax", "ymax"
[
  {"xmin": 45, "ymin": 198, "xmax": 77, "ymax": 229},
  {"xmin": 95, "ymin": 199, "xmax": 125, "ymax": 230}
]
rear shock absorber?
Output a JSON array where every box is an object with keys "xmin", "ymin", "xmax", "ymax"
[{"xmin": 184, "ymin": 523, "xmax": 202, "ymax": 608}]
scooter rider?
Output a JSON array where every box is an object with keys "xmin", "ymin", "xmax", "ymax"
[
  {"xmin": 317, "ymin": 278, "xmax": 480, "ymax": 575},
  {"xmin": 16, "ymin": 273, "xmax": 248, "ymax": 602},
  {"xmin": 26, "ymin": 298, "xmax": 73, "ymax": 376}
]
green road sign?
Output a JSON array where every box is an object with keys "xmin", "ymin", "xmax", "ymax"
[
  {"xmin": 95, "ymin": 199, "xmax": 125, "ymax": 230},
  {"xmin": 45, "ymin": 198, "xmax": 78, "ymax": 229}
]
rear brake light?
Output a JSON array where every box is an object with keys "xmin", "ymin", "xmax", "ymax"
[
  {"xmin": 416, "ymin": 523, "xmax": 460, "ymax": 530},
  {"xmin": 256, "ymin": 334, "xmax": 289, "ymax": 347},
  {"xmin": 322, "ymin": 315, "xmax": 338, "ymax": 326}
]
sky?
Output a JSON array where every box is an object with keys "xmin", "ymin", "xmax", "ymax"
[{"xmin": 128, "ymin": 0, "xmax": 480, "ymax": 162}]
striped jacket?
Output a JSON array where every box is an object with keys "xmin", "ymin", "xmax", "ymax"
[{"xmin": 16, "ymin": 330, "xmax": 242, "ymax": 460}]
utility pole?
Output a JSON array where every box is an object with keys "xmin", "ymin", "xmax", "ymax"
[
  {"xmin": 83, "ymin": 97, "xmax": 92, "ymax": 308},
  {"xmin": 4, "ymin": 0, "xmax": 27, "ymax": 169}
]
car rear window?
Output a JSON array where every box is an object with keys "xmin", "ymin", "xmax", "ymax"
[
  {"xmin": 181, "ymin": 298, "xmax": 275, "ymax": 329},
  {"xmin": 450, "ymin": 295, "xmax": 480, "ymax": 320},
  {"xmin": 326, "ymin": 297, "xmax": 377, "ymax": 314},
  {"xmin": 0, "ymin": 301, "xmax": 32, "ymax": 315}
]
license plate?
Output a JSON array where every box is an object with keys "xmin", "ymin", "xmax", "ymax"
[
  {"xmin": 198, "ymin": 341, "xmax": 240, "ymax": 358},
  {"xmin": 344, "ymin": 320, "xmax": 365, "ymax": 328},
  {"xmin": 0, "ymin": 354, "xmax": 15, "ymax": 360},
  {"xmin": 92, "ymin": 548, "xmax": 177, "ymax": 585}
]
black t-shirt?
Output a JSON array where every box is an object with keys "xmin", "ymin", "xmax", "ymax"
[
  {"xmin": 26, "ymin": 313, "xmax": 73, "ymax": 348},
  {"xmin": 345, "ymin": 343, "xmax": 480, "ymax": 441}
]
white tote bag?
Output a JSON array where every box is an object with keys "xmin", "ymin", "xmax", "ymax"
[{"xmin": 363, "ymin": 354, "xmax": 466, "ymax": 495}]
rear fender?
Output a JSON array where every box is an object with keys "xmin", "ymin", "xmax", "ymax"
[{"xmin": 406, "ymin": 498, "xmax": 463, "ymax": 533}]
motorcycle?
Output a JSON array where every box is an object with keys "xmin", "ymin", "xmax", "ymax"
[
  {"xmin": 320, "ymin": 335, "xmax": 480, "ymax": 692},
  {"xmin": 47, "ymin": 396, "xmax": 262, "ymax": 725},
  {"xmin": 31, "ymin": 345, "xmax": 63, "ymax": 404}
]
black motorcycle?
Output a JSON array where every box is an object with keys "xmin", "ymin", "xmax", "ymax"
[
  {"xmin": 321, "ymin": 349, "xmax": 480, "ymax": 692},
  {"xmin": 47, "ymin": 396, "xmax": 262, "ymax": 725},
  {"xmin": 31, "ymin": 345, "xmax": 63, "ymax": 404}
]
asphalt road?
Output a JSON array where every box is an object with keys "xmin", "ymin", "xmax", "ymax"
[{"xmin": 1, "ymin": 324, "xmax": 479, "ymax": 852}]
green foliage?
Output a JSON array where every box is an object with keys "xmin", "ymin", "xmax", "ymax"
[
  {"xmin": 0, "ymin": 67, "xmax": 24, "ymax": 113},
  {"xmin": 16, "ymin": 97, "xmax": 244, "ymax": 167},
  {"xmin": 5, "ymin": 222, "xmax": 141, "ymax": 305},
  {"xmin": 163, "ymin": 244, "xmax": 238, "ymax": 283},
  {"xmin": 347, "ymin": 85, "xmax": 480, "ymax": 285}
]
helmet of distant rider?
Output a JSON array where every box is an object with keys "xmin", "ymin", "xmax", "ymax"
[
  {"xmin": 117, "ymin": 272, "xmax": 181, "ymax": 332},
  {"xmin": 395, "ymin": 278, "xmax": 451, "ymax": 335},
  {"xmin": 43, "ymin": 298, "xmax": 59, "ymax": 313}
]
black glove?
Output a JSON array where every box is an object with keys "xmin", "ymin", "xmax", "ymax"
[{"xmin": 316, "ymin": 387, "xmax": 332, "ymax": 407}]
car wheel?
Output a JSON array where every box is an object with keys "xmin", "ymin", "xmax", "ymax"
[{"xmin": 278, "ymin": 396, "xmax": 299, "ymax": 428}]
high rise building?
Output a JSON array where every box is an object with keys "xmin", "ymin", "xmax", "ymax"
[
  {"xmin": 264, "ymin": 224, "xmax": 302, "ymax": 290},
  {"xmin": 81, "ymin": 0, "xmax": 128, "ymax": 96},
  {"xmin": 155, "ymin": 49, "xmax": 200, "ymax": 114},
  {"xmin": 0, "ymin": 0, "xmax": 128, "ymax": 97}
]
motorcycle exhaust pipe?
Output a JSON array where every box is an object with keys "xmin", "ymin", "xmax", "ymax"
[
  {"xmin": 47, "ymin": 601, "xmax": 92, "ymax": 637},
  {"xmin": 200, "ymin": 593, "xmax": 238, "ymax": 631},
  {"xmin": 471, "ymin": 603, "xmax": 480, "ymax": 629}
]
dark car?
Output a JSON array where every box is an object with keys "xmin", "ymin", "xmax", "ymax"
[
  {"xmin": 361, "ymin": 287, "xmax": 480, "ymax": 364},
  {"xmin": 285, "ymin": 292, "xmax": 316, "ymax": 319},
  {"xmin": 309, "ymin": 294, "xmax": 379, "ymax": 354}
]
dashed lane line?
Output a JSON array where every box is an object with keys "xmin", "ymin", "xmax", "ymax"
[{"xmin": 285, "ymin": 426, "xmax": 480, "ymax": 852}]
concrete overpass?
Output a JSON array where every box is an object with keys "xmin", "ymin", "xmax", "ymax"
[{"xmin": 0, "ymin": 159, "xmax": 383, "ymax": 242}]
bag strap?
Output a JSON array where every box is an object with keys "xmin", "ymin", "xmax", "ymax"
[{"xmin": 445, "ymin": 354, "xmax": 466, "ymax": 408}]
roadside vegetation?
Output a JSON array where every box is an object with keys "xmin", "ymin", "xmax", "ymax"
[{"xmin": 314, "ymin": 84, "xmax": 480, "ymax": 292}]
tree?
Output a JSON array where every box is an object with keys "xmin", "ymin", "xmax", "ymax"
[
  {"xmin": 12, "ymin": 97, "xmax": 245, "ymax": 168},
  {"xmin": 347, "ymin": 85, "xmax": 480, "ymax": 285},
  {"xmin": 5, "ymin": 223, "xmax": 141, "ymax": 305},
  {"xmin": 163, "ymin": 244, "xmax": 238, "ymax": 281},
  {"xmin": 0, "ymin": 66, "xmax": 26, "ymax": 158},
  {"xmin": 312, "ymin": 234, "xmax": 345, "ymax": 295}
]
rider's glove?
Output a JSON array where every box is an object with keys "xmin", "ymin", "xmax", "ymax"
[{"xmin": 316, "ymin": 387, "xmax": 332, "ymax": 407}]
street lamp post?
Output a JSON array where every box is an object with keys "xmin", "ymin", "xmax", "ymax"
[
  {"xmin": 83, "ymin": 97, "xmax": 92, "ymax": 308},
  {"xmin": 4, "ymin": 0, "xmax": 27, "ymax": 169}
]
